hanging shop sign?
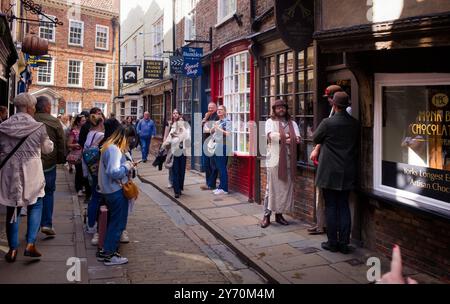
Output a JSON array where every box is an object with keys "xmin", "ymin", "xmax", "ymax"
[
  {"xmin": 26, "ymin": 54, "xmax": 52, "ymax": 67},
  {"xmin": 170, "ymin": 56, "xmax": 184, "ymax": 75},
  {"xmin": 182, "ymin": 47, "xmax": 203, "ymax": 78},
  {"xmin": 122, "ymin": 66, "xmax": 138, "ymax": 84},
  {"xmin": 275, "ymin": 0, "xmax": 314, "ymax": 51},
  {"xmin": 143, "ymin": 60, "xmax": 163, "ymax": 79}
]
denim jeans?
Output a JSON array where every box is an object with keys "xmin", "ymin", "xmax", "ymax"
[
  {"xmin": 322, "ymin": 189, "xmax": 351, "ymax": 247},
  {"xmin": 213, "ymin": 145, "xmax": 228, "ymax": 192},
  {"xmin": 204, "ymin": 155, "xmax": 218, "ymax": 189},
  {"xmin": 41, "ymin": 167, "xmax": 57, "ymax": 228},
  {"xmin": 140, "ymin": 136, "xmax": 152, "ymax": 161},
  {"xmin": 103, "ymin": 190, "xmax": 129, "ymax": 255},
  {"xmin": 172, "ymin": 155, "xmax": 186, "ymax": 195},
  {"xmin": 6, "ymin": 198, "xmax": 43, "ymax": 250},
  {"xmin": 88, "ymin": 176, "xmax": 101, "ymax": 229}
]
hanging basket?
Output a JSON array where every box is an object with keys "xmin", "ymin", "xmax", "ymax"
[{"xmin": 22, "ymin": 35, "xmax": 48, "ymax": 56}]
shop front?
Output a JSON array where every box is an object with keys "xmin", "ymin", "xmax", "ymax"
[
  {"xmin": 0, "ymin": 13, "xmax": 18, "ymax": 115},
  {"xmin": 210, "ymin": 39, "xmax": 255, "ymax": 200},
  {"xmin": 314, "ymin": 0, "xmax": 450, "ymax": 280}
]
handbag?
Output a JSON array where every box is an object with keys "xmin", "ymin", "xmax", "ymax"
[
  {"xmin": 206, "ymin": 137, "xmax": 216, "ymax": 155},
  {"xmin": 82, "ymin": 133, "xmax": 101, "ymax": 176},
  {"xmin": 67, "ymin": 149, "xmax": 82, "ymax": 165},
  {"xmin": 120, "ymin": 177, "xmax": 139, "ymax": 200},
  {"xmin": 164, "ymin": 151, "xmax": 174, "ymax": 169}
]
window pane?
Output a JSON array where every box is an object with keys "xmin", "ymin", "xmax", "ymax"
[
  {"xmin": 298, "ymin": 51, "xmax": 305, "ymax": 69},
  {"xmin": 305, "ymin": 93, "xmax": 314, "ymax": 115},
  {"xmin": 287, "ymin": 52, "xmax": 294, "ymax": 73},
  {"xmin": 307, "ymin": 46, "xmax": 314, "ymax": 67},
  {"xmin": 297, "ymin": 71, "xmax": 305, "ymax": 92},
  {"xmin": 307, "ymin": 70, "xmax": 314, "ymax": 92},
  {"xmin": 278, "ymin": 54, "xmax": 285, "ymax": 74}
]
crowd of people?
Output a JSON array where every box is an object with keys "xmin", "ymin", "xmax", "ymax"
[{"xmin": 0, "ymin": 93, "xmax": 139, "ymax": 266}]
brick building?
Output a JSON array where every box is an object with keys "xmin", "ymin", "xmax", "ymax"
[
  {"xmin": 28, "ymin": 0, "xmax": 120, "ymax": 117},
  {"xmin": 174, "ymin": 0, "xmax": 450, "ymax": 282}
]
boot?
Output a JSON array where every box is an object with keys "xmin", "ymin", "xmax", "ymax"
[
  {"xmin": 275, "ymin": 214, "xmax": 289, "ymax": 226},
  {"xmin": 260, "ymin": 214, "xmax": 271, "ymax": 229},
  {"xmin": 5, "ymin": 249, "xmax": 18, "ymax": 263},
  {"xmin": 24, "ymin": 244, "xmax": 42, "ymax": 258}
]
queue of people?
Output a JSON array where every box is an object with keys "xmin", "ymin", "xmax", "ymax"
[{"xmin": 0, "ymin": 93, "xmax": 139, "ymax": 266}]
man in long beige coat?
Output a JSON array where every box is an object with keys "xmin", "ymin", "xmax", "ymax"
[{"xmin": 0, "ymin": 93, "xmax": 54, "ymax": 263}]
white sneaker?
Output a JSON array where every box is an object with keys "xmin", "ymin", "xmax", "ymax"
[
  {"xmin": 167, "ymin": 184, "xmax": 173, "ymax": 189},
  {"xmin": 91, "ymin": 233, "xmax": 99, "ymax": 246},
  {"xmin": 214, "ymin": 189, "xmax": 229, "ymax": 195},
  {"xmin": 104, "ymin": 253, "xmax": 129, "ymax": 266},
  {"xmin": 20, "ymin": 208, "xmax": 27, "ymax": 217},
  {"xmin": 212, "ymin": 189, "xmax": 220, "ymax": 194},
  {"xmin": 120, "ymin": 230, "xmax": 130, "ymax": 244}
]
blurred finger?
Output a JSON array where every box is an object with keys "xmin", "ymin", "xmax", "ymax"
[
  {"xmin": 391, "ymin": 245, "xmax": 403, "ymax": 276},
  {"xmin": 407, "ymin": 277, "xmax": 418, "ymax": 284}
]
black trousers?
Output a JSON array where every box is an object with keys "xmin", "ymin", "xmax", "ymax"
[
  {"xmin": 74, "ymin": 163, "xmax": 84, "ymax": 192},
  {"xmin": 172, "ymin": 155, "xmax": 186, "ymax": 195},
  {"xmin": 322, "ymin": 189, "xmax": 351, "ymax": 246}
]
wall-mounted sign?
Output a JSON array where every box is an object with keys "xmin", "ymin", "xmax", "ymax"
[
  {"xmin": 275, "ymin": 0, "xmax": 314, "ymax": 51},
  {"xmin": 182, "ymin": 47, "xmax": 203, "ymax": 78},
  {"xmin": 122, "ymin": 66, "xmax": 138, "ymax": 84},
  {"xmin": 143, "ymin": 60, "xmax": 163, "ymax": 79},
  {"xmin": 26, "ymin": 54, "xmax": 52, "ymax": 67},
  {"xmin": 170, "ymin": 56, "xmax": 184, "ymax": 75}
]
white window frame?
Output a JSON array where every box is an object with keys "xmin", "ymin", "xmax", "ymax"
[
  {"xmin": 374, "ymin": 73, "xmax": 450, "ymax": 215},
  {"xmin": 223, "ymin": 51, "xmax": 251, "ymax": 155},
  {"xmin": 95, "ymin": 25, "xmax": 109, "ymax": 50},
  {"xmin": 68, "ymin": 19, "xmax": 84, "ymax": 47},
  {"xmin": 217, "ymin": 0, "xmax": 236, "ymax": 25},
  {"xmin": 37, "ymin": 57, "xmax": 54, "ymax": 85},
  {"xmin": 152, "ymin": 16, "xmax": 164, "ymax": 58},
  {"xmin": 67, "ymin": 59, "xmax": 83, "ymax": 87},
  {"xmin": 184, "ymin": 1, "xmax": 196, "ymax": 43},
  {"xmin": 39, "ymin": 14, "xmax": 56, "ymax": 43},
  {"xmin": 66, "ymin": 101, "xmax": 81, "ymax": 116},
  {"xmin": 94, "ymin": 102, "xmax": 108, "ymax": 116},
  {"xmin": 94, "ymin": 63, "xmax": 108, "ymax": 89}
]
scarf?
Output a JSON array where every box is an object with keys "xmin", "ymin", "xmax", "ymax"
[{"xmin": 278, "ymin": 120, "xmax": 297, "ymax": 182}]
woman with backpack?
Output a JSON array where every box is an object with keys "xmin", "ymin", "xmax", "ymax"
[
  {"xmin": 82, "ymin": 114, "xmax": 105, "ymax": 244},
  {"xmin": 96, "ymin": 126, "xmax": 138, "ymax": 266}
]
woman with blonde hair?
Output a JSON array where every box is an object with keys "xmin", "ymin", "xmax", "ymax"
[{"xmin": 96, "ymin": 126, "xmax": 137, "ymax": 266}]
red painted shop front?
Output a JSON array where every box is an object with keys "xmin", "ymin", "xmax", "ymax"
[{"xmin": 210, "ymin": 40, "xmax": 256, "ymax": 201}]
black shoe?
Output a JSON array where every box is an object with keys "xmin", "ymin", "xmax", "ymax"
[
  {"xmin": 96, "ymin": 249, "xmax": 108, "ymax": 262},
  {"xmin": 143, "ymin": 160, "xmax": 147, "ymax": 163},
  {"xmin": 260, "ymin": 215, "xmax": 271, "ymax": 229},
  {"xmin": 321, "ymin": 242, "xmax": 339, "ymax": 253},
  {"xmin": 175, "ymin": 194, "xmax": 180, "ymax": 199},
  {"xmin": 275, "ymin": 214, "xmax": 289, "ymax": 226},
  {"xmin": 339, "ymin": 244, "xmax": 351, "ymax": 254}
]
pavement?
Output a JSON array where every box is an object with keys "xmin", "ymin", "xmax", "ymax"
[
  {"xmin": 0, "ymin": 167, "xmax": 266, "ymax": 284},
  {"xmin": 136, "ymin": 155, "xmax": 445, "ymax": 284}
]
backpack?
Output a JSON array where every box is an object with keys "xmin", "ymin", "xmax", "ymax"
[{"xmin": 82, "ymin": 133, "xmax": 101, "ymax": 177}]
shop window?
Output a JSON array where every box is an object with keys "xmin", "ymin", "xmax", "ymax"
[
  {"xmin": 261, "ymin": 46, "xmax": 315, "ymax": 165},
  {"xmin": 177, "ymin": 77, "xmax": 194, "ymax": 121},
  {"xmin": 374, "ymin": 74, "xmax": 450, "ymax": 213},
  {"xmin": 130, "ymin": 100, "xmax": 138, "ymax": 120},
  {"xmin": 120, "ymin": 102, "xmax": 125, "ymax": 120},
  {"xmin": 224, "ymin": 51, "xmax": 250, "ymax": 154},
  {"xmin": 151, "ymin": 95, "xmax": 164, "ymax": 136}
]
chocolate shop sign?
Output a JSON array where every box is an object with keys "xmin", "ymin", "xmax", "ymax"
[{"xmin": 383, "ymin": 161, "xmax": 450, "ymax": 203}]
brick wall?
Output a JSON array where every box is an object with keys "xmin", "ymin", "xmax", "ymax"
[
  {"xmin": 260, "ymin": 162, "xmax": 315, "ymax": 223},
  {"xmin": 27, "ymin": 3, "xmax": 119, "ymax": 113}
]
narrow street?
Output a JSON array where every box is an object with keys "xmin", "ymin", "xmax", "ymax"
[{"xmin": 0, "ymin": 167, "xmax": 266, "ymax": 284}]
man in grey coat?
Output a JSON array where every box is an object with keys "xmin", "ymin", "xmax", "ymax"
[{"xmin": 312, "ymin": 91, "xmax": 360, "ymax": 254}]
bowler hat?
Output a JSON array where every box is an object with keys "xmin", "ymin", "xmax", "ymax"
[
  {"xmin": 332, "ymin": 92, "xmax": 351, "ymax": 108},
  {"xmin": 323, "ymin": 85, "xmax": 343, "ymax": 98}
]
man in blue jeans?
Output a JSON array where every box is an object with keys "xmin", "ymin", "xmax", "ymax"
[
  {"xmin": 136, "ymin": 112, "xmax": 156, "ymax": 163},
  {"xmin": 34, "ymin": 96, "xmax": 66, "ymax": 236}
]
